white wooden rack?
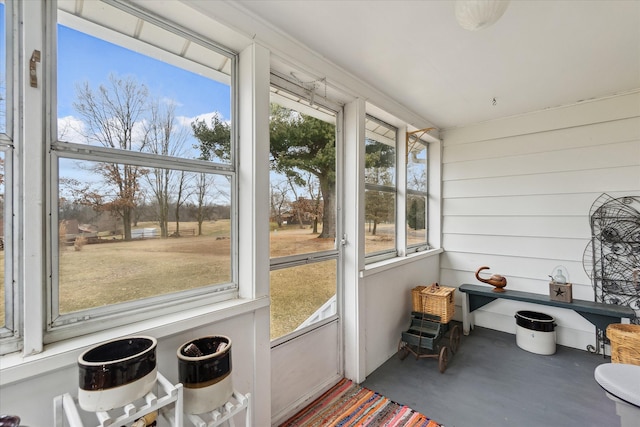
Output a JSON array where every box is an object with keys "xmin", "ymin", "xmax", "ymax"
[
  {"xmin": 53, "ymin": 372, "xmax": 251, "ymax": 427},
  {"xmin": 184, "ymin": 391, "xmax": 251, "ymax": 427},
  {"xmin": 53, "ymin": 372, "xmax": 183, "ymax": 427}
]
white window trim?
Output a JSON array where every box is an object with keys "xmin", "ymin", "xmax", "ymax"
[
  {"xmin": 267, "ymin": 76, "xmax": 343, "ymax": 344},
  {"xmin": 0, "ymin": 0, "xmax": 20, "ymax": 355},
  {"xmin": 22, "ymin": 0, "xmax": 47, "ymax": 356},
  {"xmin": 1, "ymin": 0, "xmax": 272, "ymax": 359},
  {"xmin": 44, "ymin": 0, "xmax": 240, "ymax": 343},
  {"xmin": 0, "ymin": 296, "xmax": 269, "ymax": 386},
  {"xmin": 363, "ymin": 103, "xmax": 442, "ymax": 268},
  {"xmin": 405, "ymin": 134, "xmax": 431, "ymax": 254},
  {"xmin": 364, "ymin": 114, "xmax": 399, "ymax": 263}
]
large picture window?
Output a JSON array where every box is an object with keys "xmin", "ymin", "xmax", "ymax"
[{"xmin": 48, "ymin": 0, "xmax": 237, "ymax": 336}]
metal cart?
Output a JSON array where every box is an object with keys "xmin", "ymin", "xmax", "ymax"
[{"xmin": 398, "ymin": 311, "xmax": 461, "ymax": 373}]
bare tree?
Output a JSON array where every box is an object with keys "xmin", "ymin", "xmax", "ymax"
[
  {"xmin": 194, "ymin": 173, "xmax": 212, "ymax": 235},
  {"xmin": 72, "ymin": 74, "xmax": 149, "ymax": 240},
  {"xmin": 142, "ymin": 99, "xmax": 189, "ymax": 237},
  {"xmin": 173, "ymin": 170, "xmax": 193, "ymax": 236},
  {"xmin": 305, "ymin": 174, "xmax": 323, "ymax": 234},
  {"xmin": 270, "ymin": 180, "xmax": 290, "ymax": 227}
]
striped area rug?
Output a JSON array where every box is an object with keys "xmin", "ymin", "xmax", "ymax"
[{"xmin": 279, "ymin": 378, "xmax": 441, "ymax": 427}]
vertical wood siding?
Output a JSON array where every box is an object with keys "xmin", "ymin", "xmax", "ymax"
[{"xmin": 440, "ymin": 92, "xmax": 640, "ymax": 350}]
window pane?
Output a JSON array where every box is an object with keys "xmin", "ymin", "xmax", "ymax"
[
  {"xmin": 268, "ymin": 86, "xmax": 339, "ymax": 342},
  {"xmin": 365, "ymin": 189, "xmax": 396, "ymax": 254},
  {"xmin": 407, "ymin": 138, "xmax": 428, "ymax": 247},
  {"xmin": 365, "ymin": 117, "xmax": 396, "ymax": 186},
  {"xmin": 269, "ymin": 101, "xmax": 337, "ymax": 258},
  {"xmin": 365, "ymin": 116, "xmax": 396, "ymax": 256},
  {"xmin": 57, "ymin": 158, "xmax": 231, "ymax": 315},
  {"xmin": 270, "ymin": 259, "xmax": 336, "ymax": 340},
  {"xmin": 407, "ymin": 139, "xmax": 426, "ymax": 192},
  {"xmin": 57, "ymin": 11, "xmax": 232, "ymax": 163},
  {"xmin": 407, "ymin": 194, "xmax": 427, "ymax": 246}
]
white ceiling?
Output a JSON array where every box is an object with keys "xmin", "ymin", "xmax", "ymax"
[{"xmin": 229, "ymin": 0, "xmax": 640, "ymax": 129}]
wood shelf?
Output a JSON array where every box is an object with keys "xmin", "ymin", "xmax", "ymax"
[{"xmin": 459, "ymin": 283, "xmax": 636, "ymax": 335}]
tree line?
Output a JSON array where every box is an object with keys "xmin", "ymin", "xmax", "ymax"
[{"xmin": 59, "ymin": 73, "xmax": 405, "ymax": 242}]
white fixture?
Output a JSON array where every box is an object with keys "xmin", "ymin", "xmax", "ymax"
[
  {"xmin": 594, "ymin": 363, "xmax": 640, "ymax": 427},
  {"xmin": 455, "ymin": 0, "xmax": 510, "ymax": 31},
  {"xmin": 515, "ymin": 311, "xmax": 556, "ymax": 355}
]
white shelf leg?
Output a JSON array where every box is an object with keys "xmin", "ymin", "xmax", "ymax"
[
  {"xmin": 462, "ymin": 292, "xmax": 471, "ymax": 335},
  {"xmin": 245, "ymin": 393, "xmax": 251, "ymax": 427},
  {"xmin": 60, "ymin": 393, "xmax": 84, "ymax": 427}
]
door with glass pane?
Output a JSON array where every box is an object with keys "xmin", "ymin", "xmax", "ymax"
[{"xmin": 269, "ymin": 81, "xmax": 342, "ymax": 421}]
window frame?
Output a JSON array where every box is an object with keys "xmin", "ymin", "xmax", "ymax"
[
  {"xmin": 405, "ymin": 134, "xmax": 430, "ymax": 254},
  {"xmin": 0, "ymin": 0, "xmax": 20, "ymax": 355},
  {"xmin": 43, "ymin": 0, "xmax": 240, "ymax": 343},
  {"xmin": 364, "ymin": 114, "xmax": 399, "ymax": 263},
  {"xmin": 363, "ymin": 106, "xmax": 438, "ymax": 265},
  {"xmin": 268, "ymin": 74, "xmax": 344, "ymax": 346}
]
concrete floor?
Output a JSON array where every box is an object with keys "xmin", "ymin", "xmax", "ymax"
[{"xmin": 361, "ymin": 325, "xmax": 619, "ymax": 427}]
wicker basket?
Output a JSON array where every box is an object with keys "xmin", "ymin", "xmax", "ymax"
[
  {"xmin": 411, "ymin": 285, "xmax": 428, "ymax": 312},
  {"xmin": 411, "ymin": 283, "xmax": 455, "ymax": 323},
  {"xmin": 607, "ymin": 323, "xmax": 640, "ymax": 365}
]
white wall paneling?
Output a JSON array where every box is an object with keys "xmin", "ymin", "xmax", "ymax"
[
  {"xmin": 441, "ymin": 92, "xmax": 640, "ymax": 350},
  {"xmin": 443, "ymin": 91, "xmax": 640, "ymax": 145},
  {"xmin": 363, "ymin": 253, "xmax": 441, "ymax": 376},
  {"xmin": 443, "ymin": 116, "xmax": 640, "ymax": 163}
]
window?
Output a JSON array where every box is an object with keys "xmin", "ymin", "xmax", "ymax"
[
  {"xmin": 269, "ymin": 79, "xmax": 340, "ymax": 342},
  {"xmin": 364, "ymin": 115, "xmax": 397, "ymax": 260},
  {"xmin": 406, "ymin": 132, "xmax": 429, "ymax": 252},
  {"xmin": 47, "ymin": 1, "xmax": 237, "ymax": 338},
  {"xmin": 0, "ymin": 0, "xmax": 18, "ymax": 354}
]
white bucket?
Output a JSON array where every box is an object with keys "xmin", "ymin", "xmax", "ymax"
[{"xmin": 515, "ymin": 311, "xmax": 556, "ymax": 355}]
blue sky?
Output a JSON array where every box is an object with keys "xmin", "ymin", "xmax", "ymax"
[
  {"xmin": 55, "ymin": 23, "xmax": 233, "ymax": 198},
  {"xmin": 57, "ymin": 24, "xmax": 231, "ymax": 125}
]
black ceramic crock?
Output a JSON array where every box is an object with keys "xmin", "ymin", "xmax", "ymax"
[
  {"xmin": 78, "ymin": 336, "xmax": 157, "ymax": 392},
  {"xmin": 177, "ymin": 336, "xmax": 232, "ymax": 388}
]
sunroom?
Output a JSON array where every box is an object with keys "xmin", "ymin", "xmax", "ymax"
[{"xmin": 0, "ymin": 1, "xmax": 639, "ymax": 426}]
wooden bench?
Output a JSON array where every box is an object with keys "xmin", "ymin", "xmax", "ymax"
[{"xmin": 459, "ymin": 283, "xmax": 636, "ymax": 336}]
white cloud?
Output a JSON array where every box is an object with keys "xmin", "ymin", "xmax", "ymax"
[
  {"xmin": 177, "ymin": 111, "xmax": 230, "ymax": 129},
  {"xmin": 57, "ymin": 115, "xmax": 88, "ymax": 144}
]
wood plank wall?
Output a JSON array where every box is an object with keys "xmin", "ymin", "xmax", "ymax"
[{"xmin": 440, "ymin": 92, "xmax": 640, "ymax": 350}]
